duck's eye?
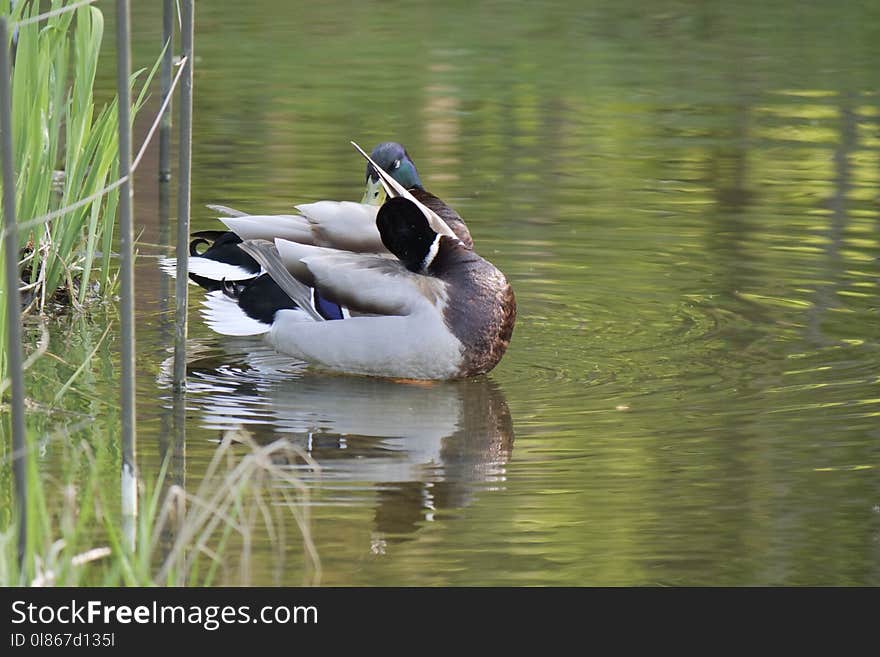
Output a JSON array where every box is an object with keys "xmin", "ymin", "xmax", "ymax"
[{"xmin": 393, "ymin": 159, "xmax": 401, "ymax": 169}]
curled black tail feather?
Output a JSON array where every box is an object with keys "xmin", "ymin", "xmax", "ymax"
[
  {"xmin": 221, "ymin": 274, "xmax": 298, "ymax": 325},
  {"xmin": 221, "ymin": 278, "xmax": 245, "ymax": 299},
  {"xmin": 190, "ymin": 230, "xmax": 238, "ymax": 256},
  {"xmin": 186, "ymin": 230, "xmax": 261, "ymax": 292},
  {"xmin": 189, "ymin": 236, "xmax": 212, "ymax": 256}
]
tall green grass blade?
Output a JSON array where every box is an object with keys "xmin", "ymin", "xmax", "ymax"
[{"xmin": 0, "ymin": 1, "xmax": 163, "ymax": 320}]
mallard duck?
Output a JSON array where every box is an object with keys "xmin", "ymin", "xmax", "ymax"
[
  {"xmin": 160, "ymin": 142, "xmax": 472, "ymax": 292},
  {"xmin": 202, "ymin": 145, "xmax": 515, "ymax": 380},
  {"xmin": 362, "ymin": 142, "xmax": 473, "ymax": 249}
]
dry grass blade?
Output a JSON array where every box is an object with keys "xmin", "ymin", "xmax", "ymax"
[{"xmin": 153, "ymin": 431, "xmax": 321, "ymax": 585}]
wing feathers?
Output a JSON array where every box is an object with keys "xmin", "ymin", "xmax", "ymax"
[
  {"xmin": 274, "ymin": 238, "xmax": 443, "ymax": 317},
  {"xmin": 220, "ymin": 203, "xmax": 386, "ymax": 254},
  {"xmin": 206, "ymin": 204, "xmax": 248, "ymax": 218},
  {"xmin": 295, "ymin": 201, "xmax": 384, "ymax": 252},
  {"xmin": 238, "ymin": 240, "xmax": 325, "ymax": 321},
  {"xmin": 221, "ymin": 215, "xmax": 314, "ymax": 244}
]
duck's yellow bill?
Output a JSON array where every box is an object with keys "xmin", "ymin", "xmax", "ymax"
[{"xmin": 361, "ymin": 176, "xmax": 386, "ymax": 206}]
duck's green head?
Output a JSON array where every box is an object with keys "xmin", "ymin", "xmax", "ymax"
[{"xmin": 361, "ymin": 142, "xmax": 423, "ymax": 206}]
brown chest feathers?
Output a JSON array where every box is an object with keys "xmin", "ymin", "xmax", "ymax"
[
  {"xmin": 429, "ymin": 238, "xmax": 516, "ymax": 377},
  {"xmin": 411, "ymin": 188, "xmax": 474, "ymax": 250}
]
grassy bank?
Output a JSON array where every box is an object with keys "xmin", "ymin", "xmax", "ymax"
[{"xmin": 0, "ymin": 1, "xmax": 155, "ymax": 384}]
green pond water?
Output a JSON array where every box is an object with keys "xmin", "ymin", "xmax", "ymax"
[{"xmin": 8, "ymin": 0, "xmax": 880, "ymax": 585}]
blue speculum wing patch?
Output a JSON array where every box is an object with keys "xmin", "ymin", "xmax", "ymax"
[{"xmin": 314, "ymin": 290, "xmax": 344, "ymax": 320}]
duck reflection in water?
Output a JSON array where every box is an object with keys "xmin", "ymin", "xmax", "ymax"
[{"xmin": 162, "ymin": 340, "xmax": 514, "ymax": 545}]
